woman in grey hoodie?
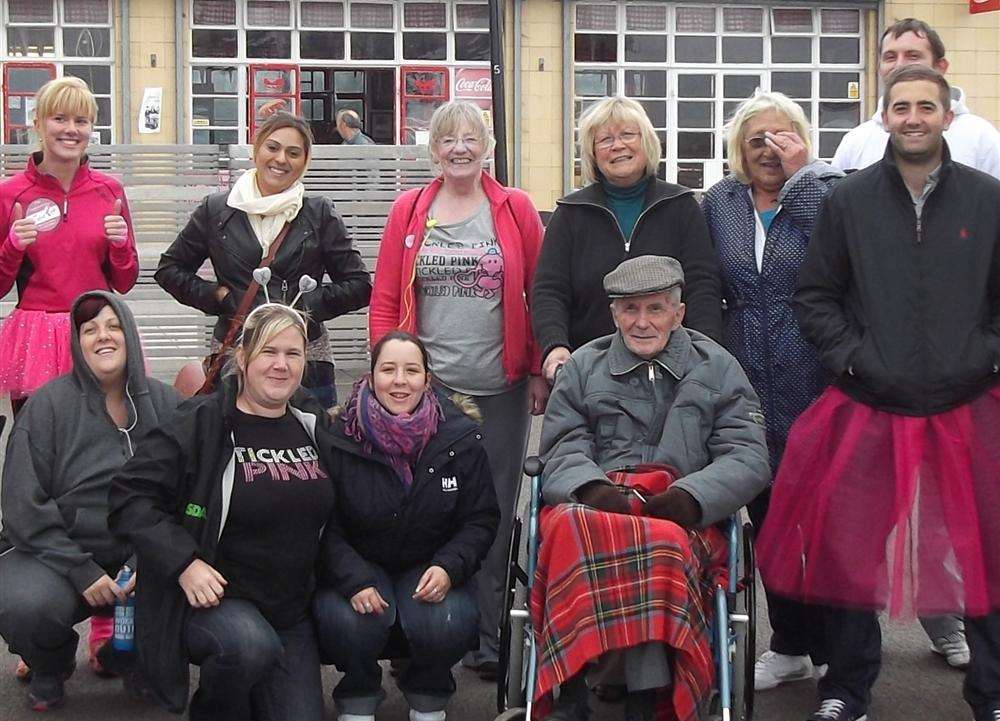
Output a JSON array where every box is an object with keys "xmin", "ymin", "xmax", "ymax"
[{"xmin": 0, "ymin": 290, "xmax": 180, "ymax": 712}]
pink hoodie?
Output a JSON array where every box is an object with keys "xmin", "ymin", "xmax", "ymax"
[{"xmin": 0, "ymin": 153, "xmax": 138, "ymax": 312}]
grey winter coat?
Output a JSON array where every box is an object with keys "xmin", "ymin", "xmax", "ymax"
[
  {"xmin": 0, "ymin": 291, "xmax": 180, "ymax": 593},
  {"xmin": 539, "ymin": 329, "xmax": 770, "ymax": 526}
]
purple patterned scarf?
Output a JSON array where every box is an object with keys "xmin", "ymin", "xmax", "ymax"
[{"xmin": 342, "ymin": 376, "xmax": 443, "ymax": 487}]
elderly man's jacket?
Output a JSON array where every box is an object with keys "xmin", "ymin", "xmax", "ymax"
[{"xmin": 539, "ymin": 328, "xmax": 770, "ymax": 526}]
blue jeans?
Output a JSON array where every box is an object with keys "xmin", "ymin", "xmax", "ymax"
[
  {"xmin": 0, "ymin": 549, "xmax": 114, "ymax": 676},
  {"xmin": 185, "ymin": 599, "xmax": 324, "ymax": 721},
  {"xmin": 965, "ymin": 613, "xmax": 1000, "ymax": 719},
  {"xmin": 816, "ymin": 607, "xmax": 882, "ymax": 713},
  {"xmin": 313, "ymin": 565, "xmax": 479, "ymax": 715}
]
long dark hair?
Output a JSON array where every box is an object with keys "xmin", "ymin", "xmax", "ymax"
[{"xmin": 370, "ymin": 330, "xmax": 431, "ymax": 375}]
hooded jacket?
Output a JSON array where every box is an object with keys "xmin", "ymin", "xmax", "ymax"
[
  {"xmin": 108, "ymin": 378, "xmax": 332, "ymax": 713},
  {"xmin": 0, "ymin": 291, "xmax": 179, "ymax": 592},
  {"xmin": 795, "ymin": 142, "xmax": 1000, "ymax": 415},
  {"xmin": 318, "ymin": 388, "xmax": 499, "ymax": 600},
  {"xmin": 155, "ymin": 191, "xmax": 372, "ymax": 343},
  {"xmin": 831, "ymin": 87, "xmax": 1000, "ymax": 179},
  {"xmin": 0, "ymin": 153, "xmax": 139, "ymax": 311},
  {"xmin": 531, "ymin": 177, "xmax": 723, "ymax": 358}
]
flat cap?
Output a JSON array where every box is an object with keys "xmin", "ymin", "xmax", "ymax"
[{"xmin": 603, "ymin": 255, "xmax": 685, "ymax": 298}]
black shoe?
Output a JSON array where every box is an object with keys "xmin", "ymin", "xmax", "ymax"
[
  {"xmin": 806, "ymin": 698, "xmax": 867, "ymax": 721},
  {"xmin": 542, "ymin": 673, "xmax": 591, "ymax": 721},
  {"xmin": 974, "ymin": 703, "xmax": 1000, "ymax": 721},
  {"xmin": 624, "ymin": 689, "xmax": 656, "ymax": 721},
  {"xmin": 27, "ymin": 673, "xmax": 65, "ymax": 712},
  {"xmin": 475, "ymin": 661, "xmax": 499, "ymax": 682}
]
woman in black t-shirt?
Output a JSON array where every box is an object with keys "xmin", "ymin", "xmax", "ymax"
[{"xmin": 110, "ymin": 304, "xmax": 334, "ymax": 721}]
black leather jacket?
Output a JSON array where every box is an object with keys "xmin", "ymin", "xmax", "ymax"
[{"xmin": 155, "ymin": 192, "xmax": 371, "ymax": 342}]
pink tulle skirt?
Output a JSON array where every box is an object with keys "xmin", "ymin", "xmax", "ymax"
[
  {"xmin": 757, "ymin": 385, "xmax": 1000, "ymax": 618},
  {"xmin": 0, "ymin": 309, "xmax": 73, "ymax": 399}
]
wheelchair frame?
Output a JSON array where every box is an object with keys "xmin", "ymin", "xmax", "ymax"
[{"xmin": 494, "ymin": 457, "xmax": 756, "ymax": 721}]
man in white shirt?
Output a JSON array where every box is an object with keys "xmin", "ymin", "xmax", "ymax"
[{"xmin": 832, "ymin": 18, "xmax": 1000, "ymax": 179}]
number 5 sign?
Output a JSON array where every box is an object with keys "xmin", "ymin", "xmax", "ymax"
[{"xmin": 971, "ymin": 0, "xmax": 1000, "ymax": 14}]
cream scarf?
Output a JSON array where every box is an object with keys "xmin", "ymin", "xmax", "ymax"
[{"xmin": 226, "ymin": 169, "xmax": 305, "ymax": 252}]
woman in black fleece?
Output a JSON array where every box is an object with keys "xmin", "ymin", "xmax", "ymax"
[{"xmin": 532, "ymin": 96, "xmax": 722, "ymax": 382}]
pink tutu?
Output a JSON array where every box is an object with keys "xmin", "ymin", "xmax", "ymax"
[
  {"xmin": 0, "ymin": 308, "xmax": 73, "ymax": 399},
  {"xmin": 757, "ymin": 385, "xmax": 1000, "ymax": 618}
]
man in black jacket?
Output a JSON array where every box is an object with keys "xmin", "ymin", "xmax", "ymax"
[{"xmin": 757, "ymin": 65, "xmax": 1000, "ymax": 721}]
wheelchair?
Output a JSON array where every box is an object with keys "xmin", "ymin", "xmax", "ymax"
[{"xmin": 494, "ymin": 457, "xmax": 756, "ymax": 721}]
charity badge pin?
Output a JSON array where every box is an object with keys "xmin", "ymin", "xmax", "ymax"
[
  {"xmin": 25, "ymin": 197, "xmax": 61, "ymax": 232},
  {"xmin": 404, "ymin": 234, "xmax": 415, "ymax": 248}
]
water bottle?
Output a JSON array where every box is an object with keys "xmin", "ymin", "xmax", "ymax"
[{"xmin": 112, "ymin": 566, "xmax": 135, "ymax": 652}]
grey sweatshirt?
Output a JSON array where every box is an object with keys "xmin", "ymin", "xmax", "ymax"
[{"xmin": 0, "ymin": 291, "xmax": 180, "ymax": 593}]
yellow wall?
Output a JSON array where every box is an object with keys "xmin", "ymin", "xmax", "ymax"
[
  {"xmin": 128, "ymin": 0, "xmax": 178, "ymax": 143},
  {"xmin": 518, "ymin": 0, "xmax": 565, "ymax": 210},
  {"xmin": 884, "ymin": 0, "xmax": 1000, "ymax": 127}
]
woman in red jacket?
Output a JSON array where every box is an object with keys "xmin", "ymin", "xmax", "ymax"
[
  {"xmin": 0, "ymin": 76, "xmax": 138, "ymax": 416},
  {"xmin": 369, "ymin": 100, "xmax": 545, "ymax": 678},
  {"xmin": 0, "ymin": 75, "xmax": 137, "ymax": 679}
]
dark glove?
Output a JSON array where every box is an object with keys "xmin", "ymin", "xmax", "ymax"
[
  {"xmin": 576, "ymin": 481, "xmax": 631, "ymax": 515},
  {"xmin": 644, "ymin": 488, "xmax": 702, "ymax": 529}
]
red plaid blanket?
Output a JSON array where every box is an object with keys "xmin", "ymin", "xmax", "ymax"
[{"xmin": 529, "ymin": 504, "xmax": 729, "ymax": 721}]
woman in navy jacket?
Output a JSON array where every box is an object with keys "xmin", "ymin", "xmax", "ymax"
[{"xmin": 314, "ymin": 330, "xmax": 499, "ymax": 721}]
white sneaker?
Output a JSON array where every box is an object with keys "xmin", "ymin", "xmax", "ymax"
[
  {"xmin": 931, "ymin": 630, "xmax": 971, "ymax": 669},
  {"xmin": 409, "ymin": 711, "xmax": 446, "ymax": 721},
  {"xmin": 754, "ymin": 650, "xmax": 814, "ymax": 691}
]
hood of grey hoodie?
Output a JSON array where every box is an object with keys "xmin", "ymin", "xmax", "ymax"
[{"xmin": 872, "ymin": 85, "xmax": 971, "ymax": 129}]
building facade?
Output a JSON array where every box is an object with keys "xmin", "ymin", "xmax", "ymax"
[{"xmin": 0, "ymin": 0, "xmax": 997, "ymax": 208}]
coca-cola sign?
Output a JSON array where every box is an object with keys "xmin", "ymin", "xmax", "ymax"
[{"xmin": 455, "ymin": 68, "xmax": 492, "ymax": 99}]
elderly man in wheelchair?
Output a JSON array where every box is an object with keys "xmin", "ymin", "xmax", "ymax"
[{"xmin": 532, "ymin": 256, "xmax": 769, "ymax": 721}]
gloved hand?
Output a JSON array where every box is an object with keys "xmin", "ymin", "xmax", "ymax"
[
  {"xmin": 576, "ymin": 481, "xmax": 631, "ymax": 515},
  {"xmin": 644, "ymin": 488, "xmax": 702, "ymax": 529}
]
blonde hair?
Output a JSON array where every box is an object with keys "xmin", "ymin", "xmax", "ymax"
[
  {"xmin": 578, "ymin": 97, "xmax": 660, "ymax": 185},
  {"xmin": 726, "ymin": 92, "xmax": 812, "ymax": 185},
  {"xmin": 428, "ymin": 100, "xmax": 496, "ymax": 169},
  {"xmin": 33, "ymin": 76, "xmax": 97, "ymax": 128},
  {"xmin": 231, "ymin": 304, "xmax": 309, "ymax": 393}
]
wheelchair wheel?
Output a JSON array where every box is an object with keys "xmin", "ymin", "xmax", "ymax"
[
  {"xmin": 732, "ymin": 521, "xmax": 756, "ymax": 721},
  {"xmin": 497, "ymin": 516, "xmax": 529, "ymax": 713}
]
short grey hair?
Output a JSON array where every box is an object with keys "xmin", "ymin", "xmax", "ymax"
[
  {"xmin": 578, "ymin": 96, "xmax": 660, "ymax": 185},
  {"xmin": 725, "ymin": 92, "xmax": 812, "ymax": 185},
  {"xmin": 427, "ymin": 100, "xmax": 496, "ymax": 171}
]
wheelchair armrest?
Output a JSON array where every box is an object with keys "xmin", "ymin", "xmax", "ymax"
[{"xmin": 523, "ymin": 456, "xmax": 544, "ymax": 478}]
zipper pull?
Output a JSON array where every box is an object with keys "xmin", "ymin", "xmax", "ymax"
[
  {"xmin": 648, "ymin": 363, "xmax": 655, "ymax": 383},
  {"xmin": 62, "ymin": 197, "xmax": 68, "ymax": 219},
  {"xmin": 916, "ymin": 218, "xmax": 923, "ymax": 244},
  {"xmin": 281, "ymin": 279, "xmax": 288, "ymax": 301}
]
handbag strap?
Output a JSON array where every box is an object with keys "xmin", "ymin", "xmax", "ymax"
[{"xmin": 197, "ymin": 222, "xmax": 293, "ymax": 395}]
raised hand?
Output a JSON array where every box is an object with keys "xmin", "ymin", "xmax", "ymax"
[
  {"xmin": 764, "ymin": 130, "xmax": 809, "ymax": 179},
  {"xmin": 104, "ymin": 198, "xmax": 128, "ymax": 247},
  {"xmin": 8, "ymin": 202, "xmax": 37, "ymax": 249}
]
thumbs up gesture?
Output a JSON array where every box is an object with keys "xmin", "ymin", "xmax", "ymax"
[
  {"xmin": 104, "ymin": 198, "xmax": 128, "ymax": 247},
  {"xmin": 8, "ymin": 202, "xmax": 37, "ymax": 250}
]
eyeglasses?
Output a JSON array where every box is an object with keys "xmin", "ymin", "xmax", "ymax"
[
  {"xmin": 438, "ymin": 135, "xmax": 482, "ymax": 150},
  {"xmin": 744, "ymin": 135, "xmax": 769, "ymax": 150},
  {"xmin": 595, "ymin": 130, "xmax": 641, "ymax": 150}
]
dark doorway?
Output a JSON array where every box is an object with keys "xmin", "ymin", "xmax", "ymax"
[{"xmin": 301, "ymin": 67, "xmax": 395, "ymax": 144}]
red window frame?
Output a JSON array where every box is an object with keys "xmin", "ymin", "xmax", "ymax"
[
  {"xmin": 399, "ymin": 66, "xmax": 450, "ymax": 144},
  {"xmin": 2, "ymin": 63, "xmax": 57, "ymax": 144},
  {"xmin": 248, "ymin": 63, "xmax": 300, "ymax": 140}
]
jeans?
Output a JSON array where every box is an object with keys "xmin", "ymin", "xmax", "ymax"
[
  {"xmin": 816, "ymin": 607, "xmax": 882, "ymax": 713},
  {"xmin": 965, "ymin": 613, "xmax": 1000, "ymax": 718},
  {"xmin": 314, "ymin": 565, "xmax": 479, "ymax": 715},
  {"xmin": 303, "ymin": 360, "xmax": 336, "ymax": 409},
  {"xmin": 747, "ymin": 489, "xmax": 828, "ymax": 665},
  {"xmin": 185, "ymin": 599, "xmax": 324, "ymax": 721},
  {"xmin": 0, "ymin": 549, "xmax": 114, "ymax": 676}
]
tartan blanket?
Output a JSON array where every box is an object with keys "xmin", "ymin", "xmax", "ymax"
[{"xmin": 529, "ymin": 503, "xmax": 729, "ymax": 721}]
